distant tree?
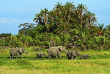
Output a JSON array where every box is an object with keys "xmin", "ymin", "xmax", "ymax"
[{"xmin": 77, "ymin": 4, "xmax": 87, "ymax": 28}]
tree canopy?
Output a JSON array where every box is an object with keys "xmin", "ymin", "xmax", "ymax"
[{"xmin": 0, "ymin": 2, "xmax": 110, "ymax": 50}]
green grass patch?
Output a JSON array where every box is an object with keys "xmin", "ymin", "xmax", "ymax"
[{"xmin": 0, "ymin": 47, "xmax": 110, "ymax": 74}]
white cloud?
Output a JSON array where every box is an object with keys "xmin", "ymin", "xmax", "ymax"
[{"xmin": 0, "ymin": 17, "xmax": 27, "ymax": 24}]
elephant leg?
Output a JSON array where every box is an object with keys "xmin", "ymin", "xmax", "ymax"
[
  {"xmin": 56, "ymin": 55, "xmax": 58, "ymax": 58},
  {"xmin": 58, "ymin": 53, "xmax": 61, "ymax": 58},
  {"xmin": 11, "ymin": 55, "xmax": 13, "ymax": 59},
  {"xmin": 73, "ymin": 56, "xmax": 76, "ymax": 59},
  {"xmin": 51, "ymin": 55, "xmax": 53, "ymax": 58},
  {"xmin": 41, "ymin": 56, "xmax": 43, "ymax": 58},
  {"xmin": 71, "ymin": 56, "xmax": 73, "ymax": 60},
  {"xmin": 48, "ymin": 56, "xmax": 51, "ymax": 59},
  {"xmin": 10, "ymin": 54, "xmax": 12, "ymax": 59},
  {"xmin": 58, "ymin": 55, "xmax": 61, "ymax": 58},
  {"xmin": 37, "ymin": 55, "xmax": 40, "ymax": 58},
  {"xmin": 48, "ymin": 54, "xmax": 51, "ymax": 59},
  {"xmin": 69, "ymin": 57, "xmax": 71, "ymax": 60},
  {"xmin": 67, "ymin": 56, "xmax": 70, "ymax": 60},
  {"xmin": 68, "ymin": 56, "xmax": 71, "ymax": 60},
  {"xmin": 10, "ymin": 56, "xmax": 11, "ymax": 59},
  {"xmin": 21, "ymin": 54, "xmax": 23, "ymax": 59},
  {"xmin": 16, "ymin": 55, "xmax": 18, "ymax": 59},
  {"xmin": 38, "ymin": 56, "xmax": 40, "ymax": 58},
  {"xmin": 85, "ymin": 57, "xmax": 87, "ymax": 59}
]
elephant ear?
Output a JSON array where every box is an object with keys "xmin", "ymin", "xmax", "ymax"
[
  {"xmin": 62, "ymin": 46, "xmax": 66, "ymax": 52},
  {"xmin": 58, "ymin": 46, "xmax": 66, "ymax": 52},
  {"xmin": 18, "ymin": 48, "xmax": 22, "ymax": 54},
  {"xmin": 58, "ymin": 47, "xmax": 62, "ymax": 52}
]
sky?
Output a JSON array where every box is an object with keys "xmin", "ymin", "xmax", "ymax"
[{"xmin": 0, "ymin": 0, "xmax": 110, "ymax": 34}]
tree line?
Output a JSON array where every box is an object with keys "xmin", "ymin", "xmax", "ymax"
[{"xmin": 0, "ymin": 2, "xmax": 110, "ymax": 50}]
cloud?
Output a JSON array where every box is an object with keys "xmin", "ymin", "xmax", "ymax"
[{"xmin": 0, "ymin": 17, "xmax": 30, "ymax": 25}]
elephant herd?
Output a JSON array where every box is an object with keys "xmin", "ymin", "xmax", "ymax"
[{"xmin": 9, "ymin": 46, "xmax": 89, "ymax": 60}]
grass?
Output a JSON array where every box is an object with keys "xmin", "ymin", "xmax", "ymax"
[{"xmin": 0, "ymin": 47, "xmax": 110, "ymax": 74}]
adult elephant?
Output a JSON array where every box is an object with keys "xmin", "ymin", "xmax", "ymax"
[
  {"xmin": 67, "ymin": 51, "xmax": 76, "ymax": 60},
  {"xmin": 10, "ymin": 48, "xmax": 28, "ymax": 59},
  {"xmin": 47, "ymin": 46, "xmax": 67, "ymax": 58},
  {"xmin": 73, "ymin": 50, "xmax": 82, "ymax": 59}
]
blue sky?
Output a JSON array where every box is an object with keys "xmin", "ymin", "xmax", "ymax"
[{"xmin": 0, "ymin": 0, "xmax": 110, "ymax": 34}]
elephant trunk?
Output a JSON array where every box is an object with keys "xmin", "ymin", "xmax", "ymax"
[
  {"xmin": 64, "ymin": 51, "xmax": 67, "ymax": 54},
  {"xmin": 64, "ymin": 50, "xmax": 67, "ymax": 56}
]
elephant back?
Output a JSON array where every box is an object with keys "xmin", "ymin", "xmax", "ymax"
[
  {"xmin": 48, "ymin": 47, "xmax": 60, "ymax": 55},
  {"xmin": 67, "ymin": 51, "xmax": 72, "ymax": 57},
  {"xmin": 73, "ymin": 50, "xmax": 81, "ymax": 56},
  {"xmin": 67, "ymin": 51, "xmax": 76, "ymax": 57},
  {"xmin": 37, "ymin": 52, "xmax": 44, "ymax": 55},
  {"xmin": 48, "ymin": 47, "xmax": 59, "ymax": 51},
  {"xmin": 10, "ymin": 48, "xmax": 19, "ymax": 53},
  {"xmin": 83, "ymin": 54, "xmax": 89, "ymax": 59},
  {"xmin": 71, "ymin": 51, "xmax": 76, "ymax": 56}
]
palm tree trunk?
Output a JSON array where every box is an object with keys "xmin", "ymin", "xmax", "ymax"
[{"xmin": 80, "ymin": 9, "xmax": 83, "ymax": 29}]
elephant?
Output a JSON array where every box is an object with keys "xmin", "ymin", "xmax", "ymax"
[
  {"xmin": 10, "ymin": 48, "xmax": 28, "ymax": 59},
  {"xmin": 67, "ymin": 51, "xmax": 76, "ymax": 60},
  {"xmin": 47, "ymin": 46, "xmax": 67, "ymax": 58},
  {"xmin": 36, "ymin": 52, "xmax": 45, "ymax": 58},
  {"xmin": 83, "ymin": 54, "xmax": 89, "ymax": 59},
  {"xmin": 73, "ymin": 50, "xmax": 82, "ymax": 59}
]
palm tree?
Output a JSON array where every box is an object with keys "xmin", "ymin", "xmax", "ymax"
[
  {"xmin": 54, "ymin": 2, "xmax": 63, "ymax": 26},
  {"xmin": 88, "ymin": 12, "xmax": 97, "ymax": 26},
  {"xmin": 105, "ymin": 24, "xmax": 110, "ymax": 36},
  {"xmin": 33, "ymin": 13, "xmax": 43, "ymax": 25},
  {"xmin": 40, "ymin": 8, "xmax": 48, "ymax": 26},
  {"xmin": 64, "ymin": 2, "xmax": 75, "ymax": 23},
  {"xmin": 55, "ymin": 2, "xmax": 63, "ymax": 15},
  {"xmin": 77, "ymin": 4, "xmax": 87, "ymax": 28},
  {"xmin": 84, "ymin": 11, "xmax": 97, "ymax": 29},
  {"xmin": 48, "ymin": 10, "xmax": 58, "ymax": 32},
  {"xmin": 97, "ymin": 23, "xmax": 104, "ymax": 35}
]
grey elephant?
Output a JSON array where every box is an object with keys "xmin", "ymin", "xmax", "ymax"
[
  {"xmin": 36, "ymin": 52, "xmax": 45, "ymax": 58},
  {"xmin": 47, "ymin": 46, "xmax": 67, "ymax": 58},
  {"xmin": 73, "ymin": 50, "xmax": 82, "ymax": 59},
  {"xmin": 67, "ymin": 51, "xmax": 76, "ymax": 60},
  {"xmin": 10, "ymin": 48, "xmax": 28, "ymax": 59},
  {"xmin": 83, "ymin": 54, "xmax": 89, "ymax": 59}
]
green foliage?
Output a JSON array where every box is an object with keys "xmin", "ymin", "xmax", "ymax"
[
  {"xmin": 0, "ymin": 2, "xmax": 110, "ymax": 50},
  {"xmin": 69, "ymin": 29, "xmax": 79, "ymax": 35}
]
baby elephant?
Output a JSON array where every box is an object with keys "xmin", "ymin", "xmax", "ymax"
[
  {"xmin": 83, "ymin": 54, "xmax": 89, "ymax": 59},
  {"xmin": 36, "ymin": 52, "xmax": 45, "ymax": 58},
  {"xmin": 67, "ymin": 51, "xmax": 76, "ymax": 60}
]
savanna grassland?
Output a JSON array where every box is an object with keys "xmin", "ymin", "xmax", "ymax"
[
  {"xmin": 1, "ymin": 1, "xmax": 110, "ymax": 74},
  {"xmin": 0, "ymin": 47, "xmax": 110, "ymax": 74}
]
